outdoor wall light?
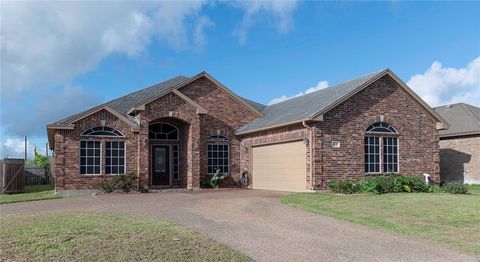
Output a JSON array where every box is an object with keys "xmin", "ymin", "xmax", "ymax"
[
  {"xmin": 100, "ymin": 120, "xmax": 106, "ymax": 127},
  {"xmin": 380, "ymin": 115, "xmax": 385, "ymax": 122},
  {"xmin": 303, "ymin": 137, "xmax": 309, "ymax": 145}
]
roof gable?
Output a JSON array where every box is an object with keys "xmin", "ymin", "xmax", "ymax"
[
  {"xmin": 130, "ymin": 89, "xmax": 208, "ymax": 115},
  {"xmin": 237, "ymin": 69, "xmax": 447, "ymax": 134},
  {"xmin": 175, "ymin": 72, "xmax": 264, "ymax": 117}
]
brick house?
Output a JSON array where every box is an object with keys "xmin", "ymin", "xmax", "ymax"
[
  {"xmin": 434, "ymin": 103, "xmax": 480, "ymax": 184},
  {"xmin": 47, "ymin": 69, "xmax": 446, "ymax": 193}
]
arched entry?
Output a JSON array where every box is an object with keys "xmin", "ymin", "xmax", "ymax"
[{"xmin": 148, "ymin": 119, "xmax": 188, "ymax": 187}]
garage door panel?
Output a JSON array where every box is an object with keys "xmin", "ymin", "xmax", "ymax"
[{"xmin": 251, "ymin": 141, "xmax": 307, "ymax": 192}]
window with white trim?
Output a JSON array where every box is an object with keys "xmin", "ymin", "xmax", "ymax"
[
  {"xmin": 364, "ymin": 122, "xmax": 399, "ymax": 173},
  {"xmin": 383, "ymin": 137, "xmax": 398, "ymax": 172},
  {"xmin": 105, "ymin": 141, "xmax": 125, "ymax": 175},
  {"xmin": 80, "ymin": 141, "xmax": 101, "ymax": 175},
  {"xmin": 207, "ymin": 144, "xmax": 229, "ymax": 174},
  {"xmin": 364, "ymin": 137, "xmax": 380, "ymax": 173}
]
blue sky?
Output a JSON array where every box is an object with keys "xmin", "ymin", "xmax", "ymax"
[{"xmin": 1, "ymin": 1, "xmax": 479, "ymax": 158}]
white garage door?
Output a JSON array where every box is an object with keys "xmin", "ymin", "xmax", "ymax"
[{"xmin": 251, "ymin": 140, "xmax": 307, "ymax": 192}]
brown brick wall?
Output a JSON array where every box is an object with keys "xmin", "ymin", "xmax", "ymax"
[
  {"xmin": 53, "ymin": 74, "xmax": 441, "ymax": 191},
  {"xmin": 239, "ymin": 124, "xmax": 311, "ymax": 188},
  {"xmin": 138, "ymin": 91, "xmax": 201, "ymax": 189},
  {"xmin": 439, "ymin": 135, "xmax": 480, "ymax": 184},
  {"xmin": 313, "ymin": 75, "xmax": 440, "ymax": 187},
  {"xmin": 53, "ymin": 76, "xmax": 260, "ymax": 190},
  {"xmin": 239, "ymin": 75, "xmax": 440, "ymax": 190},
  {"xmin": 179, "ymin": 77, "xmax": 259, "ymax": 185},
  {"xmin": 53, "ymin": 109, "xmax": 138, "ymax": 190}
]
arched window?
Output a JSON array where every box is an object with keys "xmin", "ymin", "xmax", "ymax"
[
  {"xmin": 365, "ymin": 122, "xmax": 398, "ymax": 173},
  {"xmin": 207, "ymin": 135, "xmax": 229, "ymax": 142},
  {"xmin": 81, "ymin": 126, "xmax": 124, "ymax": 137},
  {"xmin": 366, "ymin": 122, "xmax": 397, "ymax": 133},
  {"xmin": 149, "ymin": 122, "xmax": 179, "ymax": 140}
]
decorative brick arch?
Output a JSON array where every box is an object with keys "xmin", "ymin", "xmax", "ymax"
[
  {"xmin": 361, "ymin": 116, "xmax": 402, "ymax": 136},
  {"xmin": 136, "ymin": 92, "xmax": 202, "ymax": 190}
]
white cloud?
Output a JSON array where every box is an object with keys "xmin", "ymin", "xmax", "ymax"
[
  {"xmin": 0, "ymin": 0, "xmax": 300, "ymax": 144},
  {"xmin": 0, "ymin": 1, "xmax": 211, "ymax": 96},
  {"xmin": 232, "ymin": 0, "xmax": 298, "ymax": 44},
  {"xmin": 407, "ymin": 56, "xmax": 480, "ymax": 107},
  {"xmin": 1, "ymin": 85, "xmax": 102, "ymax": 137},
  {"xmin": 193, "ymin": 16, "xmax": 215, "ymax": 49},
  {"xmin": 0, "ymin": 137, "xmax": 49, "ymax": 159},
  {"xmin": 1, "ymin": 138, "xmax": 34, "ymax": 159},
  {"xmin": 268, "ymin": 80, "xmax": 329, "ymax": 105}
]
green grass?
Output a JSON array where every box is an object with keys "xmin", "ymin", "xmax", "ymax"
[
  {"xmin": 0, "ymin": 212, "xmax": 251, "ymax": 262},
  {"xmin": 0, "ymin": 185, "xmax": 59, "ymax": 204},
  {"xmin": 282, "ymin": 185, "xmax": 480, "ymax": 255}
]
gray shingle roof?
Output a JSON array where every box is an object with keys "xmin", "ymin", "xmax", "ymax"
[
  {"xmin": 242, "ymin": 97, "xmax": 266, "ymax": 112},
  {"xmin": 236, "ymin": 70, "xmax": 385, "ymax": 133},
  {"xmin": 54, "ymin": 75, "xmax": 189, "ymax": 125},
  {"xmin": 434, "ymin": 103, "xmax": 480, "ymax": 137}
]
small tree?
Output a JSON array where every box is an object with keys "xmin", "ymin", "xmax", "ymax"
[{"xmin": 29, "ymin": 147, "xmax": 51, "ymax": 177}]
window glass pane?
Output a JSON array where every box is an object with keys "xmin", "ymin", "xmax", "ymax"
[
  {"xmin": 149, "ymin": 123, "xmax": 178, "ymax": 140},
  {"xmin": 105, "ymin": 141, "xmax": 125, "ymax": 175},
  {"xmin": 207, "ymin": 143, "xmax": 229, "ymax": 174},
  {"xmin": 80, "ymin": 141, "xmax": 100, "ymax": 175},
  {"xmin": 383, "ymin": 137, "xmax": 398, "ymax": 173},
  {"xmin": 364, "ymin": 136, "xmax": 380, "ymax": 173}
]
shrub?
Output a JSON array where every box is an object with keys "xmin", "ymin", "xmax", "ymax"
[
  {"xmin": 98, "ymin": 179, "xmax": 116, "ymax": 193},
  {"xmin": 329, "ymin": 174, "xmax": 433, "ymax": 195},
  {"xmin": 328, "ymin": 179, "xmax": 360, "ymax": 194},
  {"xmin": 395, "ymin": 175, "xmax": 432, "ymax": 193},
  {"xmin": 210, "ymin": 170, "xmax": 230, "ymax": 188},
  {"xmin": 200, "ymin": 170, "xmax": 231, "ymax": 189},
  {"xmin": 360, "ymin": 174, "xmax": 432, "ymax": 194},
  {"xmin": 200, "ymin": 176, "xmax": 212, "ymax": 188},
  {"xmin": 114, "ymin": 173, "xmax": 138, "ymax": 193},
  {"xmin": 442, "ymin": 183, "xmax": 468, "ymax": 194}
]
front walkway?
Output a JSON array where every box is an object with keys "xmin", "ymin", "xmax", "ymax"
[{"xmin": 1, "ymin": 190, "xmax": 476, "ymax": 262}]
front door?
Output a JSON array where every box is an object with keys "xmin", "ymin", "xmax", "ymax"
[{"xmin": 152, "ymin": 145, "xmax": 170, "ymax": 186}]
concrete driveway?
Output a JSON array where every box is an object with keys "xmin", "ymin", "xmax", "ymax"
[{"xmin": 1, "ymin": 189, "xmax": 476, "ymax": 262}]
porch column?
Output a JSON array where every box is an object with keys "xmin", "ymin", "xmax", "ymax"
[
  {"xmin": 137, "ymin": 115, "xmax": 150, "ymax": 189},
  {"xmin": 187, "ymin": 115, "xmax": 201, "ymax": 189}
]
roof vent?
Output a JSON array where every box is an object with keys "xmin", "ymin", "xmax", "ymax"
[{"xmin": 446, "ymin": 104, "xmax": 453, "ymax": 109}]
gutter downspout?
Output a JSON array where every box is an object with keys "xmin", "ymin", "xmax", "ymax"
[{"xmin": 302, "ymin": 121, "xmax": 315, "ymax": 190}]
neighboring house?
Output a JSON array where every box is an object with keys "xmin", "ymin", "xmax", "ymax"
[
  {"xmin": 434, "ymin": 103, "xmax": 480, "ymax": 184},
  {"xmin": 47, "ymin": 69, "xmax": 446, "ymax": 193}
]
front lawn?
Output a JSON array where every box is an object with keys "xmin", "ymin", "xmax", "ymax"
[
  {"xmin": 0, "ymin": 212, "xmax": 251, "ymax": 262},
  {"xmin": 0, "ymin": 185, "xmax": 59, "ymax": 204},
  {"xmin": 282, "ymin": 185, "xmax": 480, "ymax": 255}
]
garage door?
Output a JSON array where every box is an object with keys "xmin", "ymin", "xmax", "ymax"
[{"xmin": 251, "ymin": 140, "xmax": 307, "ymax": 192}]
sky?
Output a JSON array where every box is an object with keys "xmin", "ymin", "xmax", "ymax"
[{"xmin": 1, "ymin": 1, "xmax": 479, "ymax": 158}]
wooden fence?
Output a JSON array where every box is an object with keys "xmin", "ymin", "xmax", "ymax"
[
  {"xmin": 25, "ymin": 167, "xmax": 51, "ymax": 185},
  {"xmin": 0, "ymin": 158, "xmax": 25, "ymax": 194}
]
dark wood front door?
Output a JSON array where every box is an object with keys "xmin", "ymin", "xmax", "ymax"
[{"xmin": 152, "ymin": 145, "xmax": 170, "ymax": 186}]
